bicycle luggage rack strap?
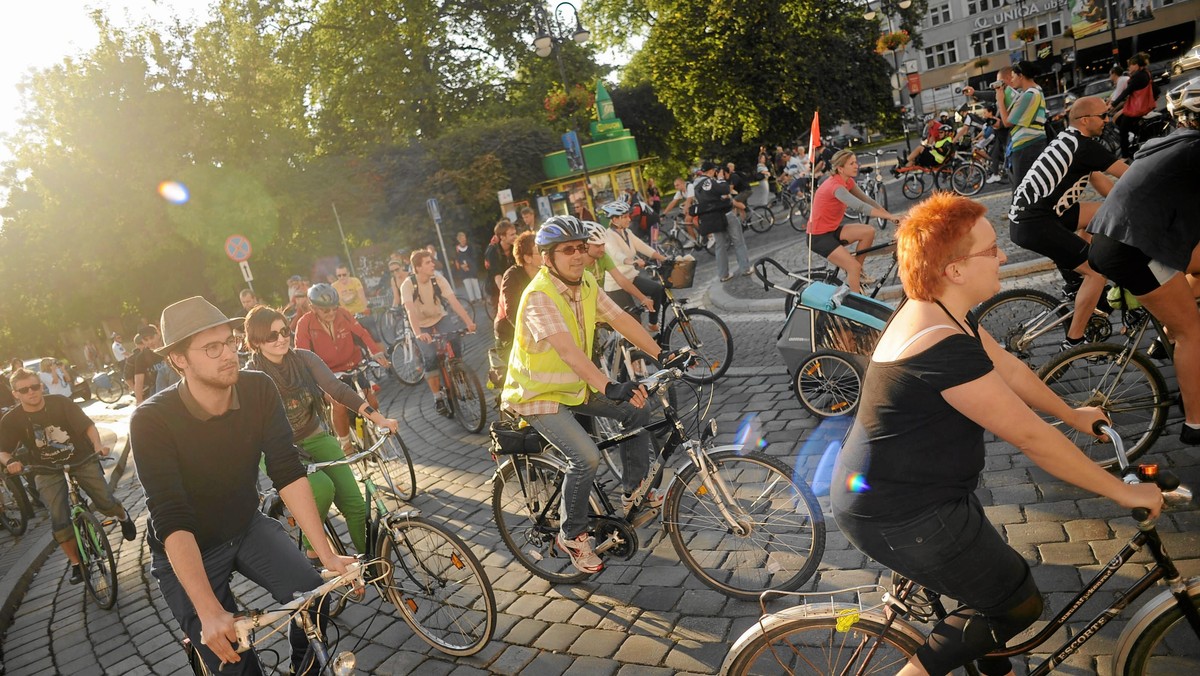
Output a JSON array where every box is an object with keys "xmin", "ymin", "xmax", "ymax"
[{"xmin": 488, "ymin": 420, "xmax": 546, "ymax": 456}]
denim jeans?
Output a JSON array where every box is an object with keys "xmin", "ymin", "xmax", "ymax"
[
  {"xmin": 151, "ymin": 512, "xmax": 325, "ymax": 675},
  {"xmin": 526, "ymin": 392, "xmax": 652, "ymax": 539},
  {"xmin": 36, "ymin": 456, "xmax": 125, "ymax": 544},
  {"xmin": 715, "ymin": 212, "xmax": 751, "ymax": 278}
]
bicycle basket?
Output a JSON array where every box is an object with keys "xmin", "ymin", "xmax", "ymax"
[
  {"xmin": 661, "ymin": 258, "xmax": 696, "ymax": 289},
  {"xmin": 489, "ymin": 420, "xmax": 546, "ymax": 456}
]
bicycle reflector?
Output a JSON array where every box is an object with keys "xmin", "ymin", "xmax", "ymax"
[{"xmin": 1137, "ymin": 464, "xmax": 1159, "ymax": 482}]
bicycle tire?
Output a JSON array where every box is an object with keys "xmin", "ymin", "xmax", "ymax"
[
  {"xmin": 93, "ymin": 376, "xmax": 124, "ymax": 404},
  {"xmin": 1116, "ymin": 588, "xmax": 1200, "ymax": 674},
  {"xmin": 77, "ymin": 511, "xmax": 118, "ymax": 609},
  {"xmin": 665, "ymin": 450, "xmax": 825, "ymax": 600},
  {"xmin": 0, "ymin": 476, "xmax": 29, "ymax": 536},
  {"xmin": 389, "ymin": 334, "xmax": 425, "ymax": 386},
  {"xmin": 901, "ymin": 174, "xmax": 924, "ymax": 200},
  {"xmin": 1037, "ymin": 343, "xmax": 1168, "ymax": 468},
  {"xmin": 951, "ymin": 161, "xmax": 986, "ymax": 196},
  {"xmin": 449, "ymin": 362, "xmax": 487, "ymax": 434},
  {"xmin": 793, "ymin": 350, "xmax": 864, "ymax": 418},
  {"xmin": 788, "ymin": 194, "xmax": 810, "ymax": 232},
  {"xmin": 379, "ymin": 434, "xmax": 418, "ymax": 502},
  {"xmin": 722, "ymin": 608, "xmax": 924, "ymax": 675},
  {"xmin": 855, "ymin": 184, "xmax": 872, "ymax": 224},
  {"xmin": 663, "ymin": 308, "xmax": 733, "ymax": 384},
  {"xmin": 873, "ymin": 179, "xmax": 890, "ymax": 229},
  {"xmin": 748, "ymin": 206, "xmax": 774, "ymax": 233},
  {"xmin": 973, "ymin": 288, "xmax": 1064, "ymax": 364},
  {"xmin": 377, "ymin": 310, "xmax": 400, "ymax": 348},
  {"xmin": 491, "ymin": 455, "xmax": 596, "ymax": 584},
  {"xmin": 658, "ymin": 236, "xmax": 684, "ymax": 258},
  {"xmin": 377, "ymin": 514, "xmax": 496, "ymax": 657},
  {"xmin": 933, "ymin": 163, "xmax": 956, "ymax": 191}
]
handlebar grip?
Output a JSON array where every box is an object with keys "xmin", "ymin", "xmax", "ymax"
[
  {"xmin": 1155, "ymin": 470, "xmax": 1181, "ymax": 492},
  {"xmin": 1092, "ymin": 420, "xmax": 1107, "ymax": 436},
  {"xmin": 1132, "ymin": 507, "xmax": 1151, "ymax": 522}
]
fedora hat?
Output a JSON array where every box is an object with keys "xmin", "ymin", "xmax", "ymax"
[{"xmin": 155, "ymin": 296, "xmax": 241, "ymax": 356}]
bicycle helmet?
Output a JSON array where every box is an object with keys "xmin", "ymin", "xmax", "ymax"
[
  {"xmin": 582, "ymin": 220, "xmax": 608, "ymax": 245},
  {"xmin": 598, "ymin": 200, "xmax": 630, "ymax": 218},
  {"xmin": 938, "ymin": 123, "xmax": 954, "ymax": 135},
  {"xmin": 535, "ymin": 215, "xmax": 589, "ymax": 251},
  {"xmin": 307, "ymin": 283, "xmax": 340, "ymax": 308}
]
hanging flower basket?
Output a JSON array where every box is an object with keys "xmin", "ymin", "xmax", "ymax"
[
  {"xmin": 972, "ymin": 57, "xmax": 991, "ymax": 70},
  {"xmin": 1012, "ymin": 27, "xmax": 1039, "ymax": 43},
  {"xmin": 876, "ymin": 30, "xmax": 910, "ymax": 54}
]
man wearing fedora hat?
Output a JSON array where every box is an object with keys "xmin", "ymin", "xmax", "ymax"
[{"xmin": 130, "ymin": 296, "xmax": 355, "ymax": 673}]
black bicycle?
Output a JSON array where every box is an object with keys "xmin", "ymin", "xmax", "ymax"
[
  {"xmin": 644, "ymin": 261, "xmax": 734, "ymax": 384},
  {"xmin": 723, "ymin": 424, "xmax": 1199, "ymax": 675}
]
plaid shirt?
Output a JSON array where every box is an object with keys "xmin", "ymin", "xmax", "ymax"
[{"xmin": 506, "ymin": 271, "xmax": 622, "ymax": 417}]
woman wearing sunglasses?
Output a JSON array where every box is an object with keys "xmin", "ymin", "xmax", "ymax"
[{"xmin": 243, "ymin": 306, "xmax": 399, "ymax": 562}]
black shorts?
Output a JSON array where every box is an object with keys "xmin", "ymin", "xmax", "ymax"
[
  {"xmin": 810, "ymin": 227, "xmax": 848, "ymax": 258},
  {"xmin": 1009, "ymin": 208, "xmax": 1087, "ymax": 270},
  {"xmin": 1088, "ymin": 233, "xmax": 1181, "ymax": 296},
  {"xmin": 915, "ymin": 149, "xmax": 940, "ymax": 168}
]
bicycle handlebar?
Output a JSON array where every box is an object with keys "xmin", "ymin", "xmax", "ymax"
[
  {"xmin": 233, "ymin": 560, "xmax": 365, "ymax": 653},
  {"xmin": 1092, "ymin": 421, "xmax": 1194, "ymax": 521},
  {"xmin": 12, "ymin": 452, "xmax": 100, "ymax": 477}
]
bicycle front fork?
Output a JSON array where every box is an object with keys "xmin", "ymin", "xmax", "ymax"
[{"xmin": 686, "ymin": 443, "xmax": 751, "ymax": 536}]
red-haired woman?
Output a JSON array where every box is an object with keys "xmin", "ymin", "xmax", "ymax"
[{"xmin": 831, "ymin": 192, "xmax": 1162, "ymax": 675}]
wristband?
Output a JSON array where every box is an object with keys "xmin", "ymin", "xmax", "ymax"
[{"xmin": 364, "ymin": 406, "xmax": 377, "ymax": 416}]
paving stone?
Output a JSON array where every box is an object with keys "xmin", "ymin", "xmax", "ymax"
[
  {"xmin": 1005, "ymin": 521, "xmax": 1067, "ymax": 545},
  {"xmin": 501, "ymin": 617, "xmax": 549, "ymax": 646},
  {"xmin": 488, "ymin": 645, "xmax": 539, "ymax": 675},
  {"xmin": 664, "ymin": 639, "xmax": 728, "ymax": 673},
  {"xmin": 613, "ymin": 634, "xmax": 672, "ymax": 666},
  {"xmin": 531, "ymin": 622, "xmax": 585, "ymax": 652},
  {"xmin": 631, "ymin": 586, "xmax": 684, "ymax": 612},
  {"xmin": 570, "ymin": 628, "xmax": 628, "ymax": 657},
  {"xmin": 561, "ymin": 656, "xmax": 619, "ymax": 676},
  {"xmin": 519, "ymin": 650, "xmax": 574, "ymax": 676},
  {"xmin": 1038, "ymin": 542, "xmax": 1098, "ymax": 566},
  {"xmin": 1063, "ymin": 518, "xmax": 1112, "ymax": 541}
]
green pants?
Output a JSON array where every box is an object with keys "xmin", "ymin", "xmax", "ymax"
[{"xmin": 265, "ymin": 433, "xmax": 369, "ymax": 554}]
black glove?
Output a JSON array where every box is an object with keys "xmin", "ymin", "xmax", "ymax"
[{"xmin": 604, "ymin": 381, "xmax": 641, "ymax": 403}]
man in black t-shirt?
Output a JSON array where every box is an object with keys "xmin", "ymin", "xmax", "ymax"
[
  {"xmin": 0, "ymin": 369, "xmax": 136, "ymax": 585},
  {"xmin": 133, "ymin": 326, "xmax": 180, "ymax": 405},
  {"xmin": 1008, "ymin": 96, "xmax": 1128, "ymax": 348},
  {"xmin": 130, "ymin": 296, "xmax": 354, "ymax": 674},
  {"xmin": 483, "ymin": 220, "xmax": 517, "ymax": 309}
]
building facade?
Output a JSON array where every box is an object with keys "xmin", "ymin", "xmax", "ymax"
[{"xmin": 891, "ymin": 0, "xmax": 1198, "ymax": 112}]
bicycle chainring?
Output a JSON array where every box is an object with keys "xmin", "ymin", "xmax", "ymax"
[
  {"xmin": 1085, "ymin": 314, "xmax": 1113, "ymax": 343},
  {"xmin": 590, "ymin": 515, "xmax": 639, "ymax": 560}
]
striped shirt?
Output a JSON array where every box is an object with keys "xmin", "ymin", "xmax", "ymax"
[{"xmin": 1008, "ymin": 87, "xmax": 1046, "ymax": 152}]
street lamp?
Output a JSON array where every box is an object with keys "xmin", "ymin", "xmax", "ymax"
[
  {"xmin": 532, "ymin": 1, "xmax": 590, "ymax": 93},
  {"xmin": 864, "ymin": 0, "xmax": 913, "ymax": 151}
]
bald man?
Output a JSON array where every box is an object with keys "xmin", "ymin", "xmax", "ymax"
[{"xmin": 1008, "ymin": 95, "xmax": 1129, "ymax": 349}]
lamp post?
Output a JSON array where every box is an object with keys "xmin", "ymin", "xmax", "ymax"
[
  {"xmin": 865, "ymin": 0, "xmax": 913, "ymax": 152},
  {"xmin": 531, "ymin": 1, "xmax": 594, "ymax": 215}
]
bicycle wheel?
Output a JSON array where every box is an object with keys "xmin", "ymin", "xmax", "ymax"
[
  {"xmin": 748, "ymin": 206, "xmax": 774, "ymax": 233},
  {"xmin": 449, "ymin": 362, "xmax": 487, "ymax": 434},
  {"xmin": 855, "ymin": 184, "xmax": 872, "ymax": 224},
  {"xmin": 658, "ymin": 236, "xmax": 684, "ymax": 258},
  {"xmin": 1037, "ymin": 343, "xmax": 1168, "ymax": 468},
  {"xmin": 722, "ymin": 609, "xmax": 924, "ymax": 675},
  {"xmin": 951, "ymin": 161, "xmax": 986, "ymax": 196},
  {"xmin": 793, "ymin": 351, "xmax": 864, "ymax": 418},
  {"xmin": 93, "ymin": 374, "xmax": 124, "ymax": 404},
  {"xmin": 377, "ymin": 515, "xmax": 496, "ymax": 656},
  {"xmin": 665, "ymin": 450, "xmax": 825, "ymax": 600},
  {"xmin": 0, "ymin": 476, "xmax": 29, "ymax": 536},
  {"xmin": 872, "ymin": 179, "xmax": 890, "ymax": 229},
  {"xmin": 973, "ymin": 288, "xmax": 1064, "ymax": 364},
  {"xmin": 933, "ymin": 163, "xmax": 956, "ymax": 191},
  {"xmin": 1116, "ymin": 587, "xmax": 1200, "ymax": 675},
  {"xmin": 491, "ymin": 455, "xmax": 595, "ymax": 584},
  {"xmin": 378, "ymin": 434, "xmax": 418, "ymax": 502},
  {"xmin": 901, "ymin": 174, "xmax": 924, "ymax": 200},
  {"xmin": 389, "ymin": 334, "xmax": 425, "ymax": 386},
  {"xmin": 663, "ymin": 308, "xmax": 733, "ymax": 384},
  {"xmin": 377, "ymin": 310, "xmax": 400, "ymax": 347},
  {"xmin": 788, "ymin": 194, "xmax": 810, "ymax": 232},
  {"xmin": 76, "ymin": 511, "xmax": 118, "ymax": 609}
]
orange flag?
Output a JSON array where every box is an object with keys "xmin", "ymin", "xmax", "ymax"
[{"xmin": 807, "ymin": 110, "xmax": 820, "ymax": 173}]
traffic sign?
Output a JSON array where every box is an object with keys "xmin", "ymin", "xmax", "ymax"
[
  {"xmin": 225, "ymin": 235, "xmax": 252, "ymax": 262},
  {"xmin": 239, "ymin": 260, "xmax": 254, "ymax": 283},
  {"xmin": 426, "ymin": 198, "xmax": 442, "ymax": 224}
]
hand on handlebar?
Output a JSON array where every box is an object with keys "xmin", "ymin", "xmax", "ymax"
[
  {"xmin": 465, "ymin": 319, "xmax": 477, "ymax": 333},
  {"xmin": 200, "ymin": 607, "xmax": 242, "ymax": 664},
  {"xmin": 1118, "ymin": 482, "xmax": 1164, "ymax": 520},
  {"xmin": 417, "ymin": 331, "xmax": 433, "ymax": 344},
  {"xmin": 1070, "ymin": 406, "xmax": 1111, "ymax": 441},
  {"xmin": 639, "ymin": 296, "xmax": 655, "ymax": 313},
  {"xmin": 377, "ymin": 417, "xmax": 400, "ymax": 435},
  {"xmin": 605, "ymin": 381, "xmax": 648, "ymax": 408},
  {"xmin": 4, "ymin": 460, "xmax": 22, "ymax": 475}
]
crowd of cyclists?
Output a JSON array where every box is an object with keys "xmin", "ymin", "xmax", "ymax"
[{"xmin": 2, "ymin": 43, "xmax": 1198, "ymax": 672}]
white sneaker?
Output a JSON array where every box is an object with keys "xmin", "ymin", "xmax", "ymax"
[
  {"xmin": 621, "ymin": 487, "xmax": 667, "ymax": 514},
  {"xmin": 985, "ymin": 174, "xmax": 1002, "ymax": 184},
  {"xmin": 556, "ymin": 532, "xmax": 603, "ymax": 574}
]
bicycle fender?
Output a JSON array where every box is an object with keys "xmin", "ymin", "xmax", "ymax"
[
  {"xmin": 1110, "ymin": 575, "xmax": 1200, "ymax": 671},
  {"xmin": 666, "ymin": 444, "xmax": 745, "ymax": 499}
]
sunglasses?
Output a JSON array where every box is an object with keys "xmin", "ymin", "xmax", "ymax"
[
  {"xmin": 264, "ymin": 327, "xmax": 293, "ymax": 343},
  {"xmin": 192, "ymin": 335, "xmax": 241, "ymax": 359},
  {"xmin": 556, "ymin": 244, "xmax": 588, "ymax": 256},
  {"xmin": 949, "ymin": 243, "xmax": 1000, "ymax": 264},
  {"xmin": 14, "ymin": 383, "xmax": 43, "ymax": 394},
  {"xmin": 1074, "ymin": 113, "xmax": 1111, "ymax": 121},
  {"xmin": 336, "ymin": 273, "xmax": 348, "ymax": 278}
]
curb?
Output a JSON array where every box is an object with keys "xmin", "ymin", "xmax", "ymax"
[{"xmin": 0, "ymin": 436, "xmax": 130, "ymax": 636}]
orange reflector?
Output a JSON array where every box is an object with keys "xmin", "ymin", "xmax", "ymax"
[
  {"xmin": 831, "ymin": 401, "xmax": 849, "ymax": 411},
  {"xmin": 405, "ymin": 598, "xmax": 418, "ymax": 613},
  {"xmin": 1138, "ymin": 464, "xmax": 1159, "ymax": 478},
  {"xmin": 696, "ymin": 485, "xmax": 708, "ymax": 496},
  {"xmin": 451, "ymin": 552, "xmax": 464, "ymax": 570},
  {"xmin": 709, "ymin": 361, "xmax": 720, "ymax": 372}
]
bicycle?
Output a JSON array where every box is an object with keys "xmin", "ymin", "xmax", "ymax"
[
  {"xmin": 656, "ymin": 213, "xmax": 713, "ymax": 258},
  {"xmin": 0, "ymin": 473, "xmax": 30, "ymax": 536},
  {"xmin": 972, "ymin": 285, "xmax": 1115, "ymax": 366},
  {"xmin": 1037, "ymin": 305, "xmax": 1175, "ymax": 469},
  {"xmin": 385, "ymin": 311, "xmax": 426, "ymax": 387},
  {"xmin": 721, "ymin": 424, "xmax": 1199, "ymax": 676},
  {"xmin": 643, "ymin": 261, "xmax": 734, "ymax": 384},
  {"xmin": 264, "ymin": 435, "xmax": 496, "ymax": 656},
  {"xmin": 768, "ymin": 183, "xmax": 811, "ymax": 232},
  {"xmin": 429, "ymin": 328, "xmax": 487, "ymax": 434},
  {"xmin": 489, "ymin": 354, "xmax": 826, "ymax": 600},
  {"xmin": 20, "ymin": 455, "xmax": 118, "ymax": 609},
  {"xmin": 91, "ymin": 366, "xmax": 128, "ymax": 404},
  {"xmin": 334, "ymin": 362, "xmax": 417, "ymax": 501},
  {"xmin": 891, "ymin": 148, "xmax": 986, "ymax": 199},
  {"xmin": 184, "ymin": 560, "xmax": 368, "ymax": 675},
  {"xmin": 847, "ymin": 150, "xmax": 890, "ymax": 229},
  {"xmin": 738, "ymin": 202, "xmax": 777, "ymax": 235}
]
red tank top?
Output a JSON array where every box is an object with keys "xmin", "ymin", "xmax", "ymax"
[{"xmin": 808, "ymin": 174, "xmax": 855, "ymax": 236}]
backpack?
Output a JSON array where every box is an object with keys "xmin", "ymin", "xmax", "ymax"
[{"xmin": 409, "ymin": 272, "xmax": 447, "ymax": 309}]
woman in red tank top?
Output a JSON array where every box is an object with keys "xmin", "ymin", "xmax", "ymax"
[{"xmin": 807, "ymin": 150, "xmax": 900, "ymax": 293}]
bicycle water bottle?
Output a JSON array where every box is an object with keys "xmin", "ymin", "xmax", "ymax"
[{"xmin": 355, "ymin": 416, "xmax": 365, "ymax": 441}]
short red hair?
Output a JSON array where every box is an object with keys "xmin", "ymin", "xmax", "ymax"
[{"xmin": 896, "ymin": 192, "xmax": 987, "ymax": 301}]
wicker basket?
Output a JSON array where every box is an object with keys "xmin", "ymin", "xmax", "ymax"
[{"xmin": 663, "ymin": 259, "xmax": 696, "ymax": 289}]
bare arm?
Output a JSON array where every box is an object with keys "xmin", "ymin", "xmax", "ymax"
[
  {"xmin": 609, "ymin": 311, "xmax": 662, "ymax": 359},
  {"xmin": 85, "ymin": 424, "xmax": 110, "ymax": 456},
  {"xmin": 134, "ymin": 373, "xmax": 146, "ymax": 405}
]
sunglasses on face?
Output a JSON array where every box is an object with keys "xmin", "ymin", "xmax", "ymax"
[
  {"xmin": 192, "ymin": 335, "xmax": 241, "ymax": 359},
  {"xmin": 556, "ymin": 244, "xmax": 588, "ymax": 256},
  {"xmin": 14, "ymin": 383, "xmax": 42, "ymax": 394},
  {"xmin": 336, "ymin": 273, "xmax": 348, "ymax": 278},
  {"xmin": 264, "ymin": 327, "xmax": 293, "ymax": 343}
]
